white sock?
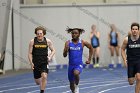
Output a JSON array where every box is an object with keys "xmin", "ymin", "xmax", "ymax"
[
  {"xmin": 117, "ymin": 56, "xmax": 121, "ymax": 64},
  {"xmin": 111, "ymin": 56, "xmax": 114, "ymax": 64}
]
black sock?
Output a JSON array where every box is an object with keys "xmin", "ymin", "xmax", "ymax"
[
  {"xmin": 93, "ymin": 57, "xmax": 95, "ymax": 65},
  {"xmin": 97, "ymin": 57, "xmax": 99, "ymax": 64},
  {"xmin": 40, "ymin": 90, "xmax": 44, "ymax": 93}
]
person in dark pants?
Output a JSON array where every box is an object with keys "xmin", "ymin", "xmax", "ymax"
[
  {"xmin": 63, "ymin": 27, "xmax": 93, "ymax": 93},
  {"xmin": 121, "ymin": 22, "xmax": 140, "ymax": 93},
  {"xmin": 28, "ymin": 26, "xmax": 55, "ymax": 93}
]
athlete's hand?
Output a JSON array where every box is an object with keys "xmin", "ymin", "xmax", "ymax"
[
  {"xmin": 65, "ymin": 42, "xmax": 69, "ymax": 52},
  {"xmin": 48, "ymin": 56, "xmax": 52, "ymax": 62},
  {"xmin": 85, "ymin": 60, "xmax": 90, "ymax": 64},
  {"xmin": 108, "ymin": 45, "xmax": 111, "ymax": 49},
  {"xmin": 31, "ymin": 63, "xmax": 34, "ymax": 70},
  {"xmin": 124, "ymin": 60, "xmax": 127, "ymax": 68}
]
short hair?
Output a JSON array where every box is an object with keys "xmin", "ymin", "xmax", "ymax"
[
  {"xmin": 35, "ymin": 26, "xmax": 46, "ymax": 35},
  {"xmin": 66, "ymin": 27, "xmax": 85, "ymax": 34},
  {"xmin": 131, "ymin": 22, "xmax": 139, "ymax": 30}
]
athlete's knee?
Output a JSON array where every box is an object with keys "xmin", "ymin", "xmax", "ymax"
[
  {"xmin": 129, "ymin": 81, "xmax": 134, "ymax": 85},
  {"xmin": 41, "ymin": 73, "xmax": 47, "ymax": 80},
  {"xmin": 128, "ymin": 78, "xmax": 135, "ymax": 85},
  {"xmin": 35, "ymin": 79, "xmax": 41, "ymax": 85},
  {"xmin": 136, "ymin": 73, "xmax": 140, "ymax": 81},
  {"xmin": 128, "ymin": 80, "xmax": 134, "ymax": 85},
  {"xmin": 74, "ymin": 70, "xmax": 80, "ymax": 76},
  {"xmin": 36, "ymin": 82, "xmax": 40, "ymax": 85}
]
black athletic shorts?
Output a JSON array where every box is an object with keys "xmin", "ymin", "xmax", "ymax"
[
  {"xmin": 33, "ymin": 63, "xmax": 49, "ymax": 79},
  {"xmin": 110, "ymin": 42, "xmax": 118, "ymax": 47},
  {"xmin": 127, "ymin": 61, "xmax": 140, "ymax": 78},
  {"xmin": 92, "ymin": 45, "xmax": 100, "ymax": 48}
]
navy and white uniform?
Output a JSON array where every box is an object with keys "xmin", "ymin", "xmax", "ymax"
[
  {"xmin": 110, "ymin": 31, "xmax": 118, "ymax": 47},
  {"xmin": 68, "ymin": 39, "xmax": 83, "ymax": 82},
  {"xmin": 91, "ymin": 35, "xmax": 100, "ymax": 48},
  {"xmin": 127, "ymin": 36, "xmax": 140, "ymax": 78}
]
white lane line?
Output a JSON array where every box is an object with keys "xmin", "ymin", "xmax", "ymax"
[
  {"xmin": 0, "ymin": 80, "xmax": 68, "ymax": 89},
  {"xmin": 0, "ymin": 79, "xmax": 126, "ymax": 93},
  {"xmin": 0, "ymin": 86, "xmax": 37, "ymax": 93},
  {"xmin": 27, "ymin": 80, "xmax": 127, "ymax": 93},
  {"xmin": 80, "ymin": 77, "xmax": 127, "ymax": 82},
  {"xmin": 62, "ymin": 82, "xmax": 128, "ymax": 93},
  {"xmin": 79, "ymin": 79, "xmax": 126, "ymax": 86},
  {"xmin": 80, "ymin": 82, "xmax": 128, "ymax": 90},
  {"xmin": 0, "ymin": 78, "xmax": 33, "ymax": 86},
  {"xmin": 27, "ymin": 85, "xmax": 69, "ymax": 93},
  {"xmin": 98, "ymin": 85, "xmax": 134, "ymax": 93},
  {"xmin": 0, "ymin": 77, "xmax": 126, "ymax": 90}
]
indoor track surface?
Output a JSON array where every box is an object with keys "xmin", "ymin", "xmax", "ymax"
[{"xmin": 0, "ymin": 67, "xmax": 135, "ymax": 93}]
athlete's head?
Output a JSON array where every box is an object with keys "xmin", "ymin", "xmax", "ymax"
[
  {"xmin": 35, "ymin": 26, "xmax": 46, "ymax": 40},
  {"xmin": 110, "ymin": 24, "xmax": 116, "ymax": 31},
  {"xmin": 91, "ymin": 24, "xmax": 96, "ymax": 31},
  {"xmin": 66, "ymin": 27, "xmax": 85, "ymax": 40},
  {"xmin": 131, "ymin": 22, "xmax": 139, "ymax": 36}
]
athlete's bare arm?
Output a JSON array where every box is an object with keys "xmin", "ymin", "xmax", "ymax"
[
  {"xmin": 90, "ymin": 31, "xmax": 94, "ymax": 39},
  {"xmin": 96, "ymin": 31, "xmax": 100, "ymax": 39},
  {"xmin": 46, "ymin": 38, "xmax": 55, "ymax": 61},
  {"xmin": 63, "ymin": 41, "xmax": 69, "ymax": 57},
  {"xmin": 82, "ymin": 40, "xmax": 93, "ymax": 62},
  {"xmin": 28, "ymin": 39, "xmax": 34, "ymax": 70},
  {"xmin": 121, "ymin": 37, "xmax": 128, "ymax": 67}
]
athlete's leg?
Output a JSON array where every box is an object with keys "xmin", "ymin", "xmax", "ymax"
[
  {"xmin": 135, "ymin": 73, "xmax": 140, "ymax": 93},
  {"xmin": 74, "ymin": 70, "xmax": 80, "ymax": 93},
  {"xmin": 68, "ymin": 65, "xmax": 75, "ymax": 93},
  {"xmin": 73, "ymin": 66, "xmax": 82, "ymax": 93},
  {"xmin": 128, "ymin": 62, "xmax": 135, "ymax": 85},
  {"xmin": 33, "ymin": 66, "xmax": 41, "ymax": 85},
  {"xmin": 115, "ymin": 46, "xmax": 120, "ymax": 56},
  {"xmin": 110, "ymin": 46, "xmax": 115, "ymax": 64},
  {"xmin": 34, "ymin": 78, "xmax": 41, "ymax": 85},
  {"xmin": 92, "ymin": 48, "xmax": 96, "ymax": 65},
  {"xmin": 39, "ymin": 63, "xmax": 49, "ymax": 93},
  {"xmin": 115, "ymin": 46, "xmax": 121, "ymax": 64},
  {"xmin": 70, "ymin": 81, "xmax": 75, "ymax": 93},
  {"xmin": 74, "ymin": 70, "xmax": 80, "ymax": 85},
  {"xmin": 40, "ymin": 72, "xmax": 47, "ymax": 93},
  {"xmin": 95, "ymin": 47, "xmax": 100, "ymax": 67},
  {"xmin": 128, "ymin": 77, "xmax": 135, "ymax": 85}
]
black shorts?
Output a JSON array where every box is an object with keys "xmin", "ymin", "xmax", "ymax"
[
  {"xmin": 33, "ymin": 63, "xmax": 49, "ymax": 79},
  {"xmin": 127, "ymin": 62, "xmax": 140, "ymax": 78},
  {"xmin": 110, "ymin": 42, "xmax": 118, "ymax": 47},
  {"xmin": 92, "ymin": 45, "xmax": 100, "ymax": 48}
]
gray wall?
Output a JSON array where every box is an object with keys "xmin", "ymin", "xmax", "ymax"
[{"xmin": 4, "ymin": 3, "xmax": 140, "ymax": 70}]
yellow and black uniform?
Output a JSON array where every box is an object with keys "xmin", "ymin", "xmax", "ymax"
[
  {"xmin": 32, "ymin": 37, "xmax": 48, "ymax": 79},
  {"xmin": 127, "ymin": 36, "xmax": 140, "ymax": 78}
]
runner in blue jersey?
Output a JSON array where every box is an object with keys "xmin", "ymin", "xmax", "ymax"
[
  {"xmin": 121, "ymin": 22, "xmax": 140, "ymax": 93},
  {"xmin": 90, "ymin": 24, "xmax": 100, "ymax": 68},
  {"xmin": 63, "ymin": 28, "xmax": 93, "ymax": 93},
  {"xmin": 108, "ymin": 24, "xmax": 121, "ymax": 67}
]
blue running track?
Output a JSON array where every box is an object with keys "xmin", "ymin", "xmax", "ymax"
[{"xmin": 0, "ymin": 68, "xmax": 135, "ymax": 93}]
